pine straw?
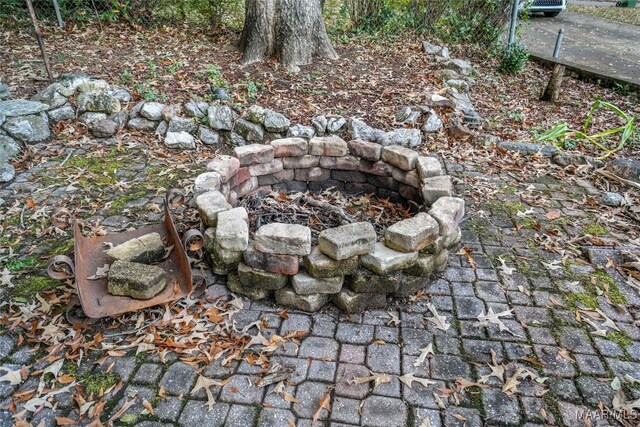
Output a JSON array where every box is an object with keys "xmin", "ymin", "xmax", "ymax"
[{"xmin": 238, "ymin": 190, "xmax": 417, "ymax": 244}]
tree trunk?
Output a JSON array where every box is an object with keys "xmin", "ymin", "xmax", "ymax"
[
  {"xmin": 541, "ymin": 64, "xmax": 565, "ymax": 102},
  {"xmin": 240, "ymin": 0, "xmax": 338, "ymax": 73}
]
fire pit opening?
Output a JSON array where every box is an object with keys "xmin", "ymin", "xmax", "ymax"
[
  {"xmin": 238, "ymin": 190, "xmax": 418, "ymax": 245},
  {"xmin": 193, "ymin": 136, "xmax": 465, "ymax": 313}
]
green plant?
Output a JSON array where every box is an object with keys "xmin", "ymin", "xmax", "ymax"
[
  {"xmin": 147, "ymin": 60, "xmax": 159, "ymax": 78},
  {"xmin": 498, "ymin": 41, "xmax": 529, "ymax": 74},
  {"xmin": 168, "ymin": 60, "xmax": 184, "ymax": 74},
  {"xmin": 536, "ymin": 100, "xmax": 639, "ymax": 159},
  {"xmin": 100, "ymin": 0, "xmax": 131, "ymax": 22},
  {"xmin": 200, "ymin": 64, "xmax": 228, "ymax": 88},
  {"xmin": 134, "ymin": 82, "xmax": 160, "ymax": 101},
  {"xmin": 120, "ymin": 69, "xmax": 133, "ymax": 86},
  {"xmin": 244, "ymin": 80, "xmax": 265, "ymax": 100}
]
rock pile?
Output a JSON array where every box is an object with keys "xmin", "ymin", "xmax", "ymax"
[{"xmin": 193, "ymin": 136, "xmax": 465, "ymax": 312}]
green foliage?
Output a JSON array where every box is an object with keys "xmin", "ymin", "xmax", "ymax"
[
  {"xmin": 498, "ymin": 41, "xmax": 529, "ymax": 74},
  {"xmin": 120, "ymin": 69, "xmax": 133, "ymax": 86},
  {"xmin": 536, "ymin": 99, "xmax": 639, "ymax": 159},
  {"xmin": 4, "ymin": 257, "xmax": 36, "ymax": 272},
  {"xmin": 200, "ymin": 65, "xmax": 228, "ymax": 89},
  {"xmin": 244, "ymin": 80, "xmax": 265, "ymax": 100}
]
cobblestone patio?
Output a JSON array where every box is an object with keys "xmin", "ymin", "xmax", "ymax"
[{"xmin": 0, "ymin": 139, "xmax": 639, "ymax": 427}]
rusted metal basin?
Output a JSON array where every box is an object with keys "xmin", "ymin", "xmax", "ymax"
[{"xmin": 73, "ymin": 192, "xmax": 192, "ymax": 318}]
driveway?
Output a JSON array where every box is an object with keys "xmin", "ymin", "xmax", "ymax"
[{"xmin": 522, "ymin": 11, "xmax": 640, "ymax": 86}]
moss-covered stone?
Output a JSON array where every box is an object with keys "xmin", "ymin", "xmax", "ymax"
[
  {"xmin": 395, "ymin": 274, "xmax": 428, "ymax": 298},
  {"xmin": 275, "ymin": 287, "xmax": 328, "ymax": 312},
  {"xmin": 237, "ymin": 262, "xmax": 288, "ymax": 290},
  {"xmin": 331, "ymin": 289, "xmax": 387, "ymax": 312},
  {"xmin": 226, "ymin": 272, "xmax": 270, "ymax": 300},
  {"xmin": 303, "ymin": 247, "xmax": 358, "ymax": 278},
  {"xmin": 346, "ymin": 268, "xmax": 401, "ymax": 294},
  {"xmin": 12, "ymin": 275, "xmax": 60, "ymax": 298}
]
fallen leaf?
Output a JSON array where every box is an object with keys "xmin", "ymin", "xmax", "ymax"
[
  {"xmin": 425, "ymin": 304, "xmax": 450, "ymax": 332},
  {"xmin": 545, "ymin": 210, "xmax": 562, "ymax": 220},
  {"xmin": 414, "ymin": 343, "xmax": 434, "ymax": 368},
  {"xmin": 399, "ymin": 373, "xmax": 437, "ymax": 389},
  {"xmin": 312, "ymin": 392, "xmax": 331, "ymax": 425}
]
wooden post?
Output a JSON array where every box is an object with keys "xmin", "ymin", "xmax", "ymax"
[
  {"xmin": 541, "ymin": 28, "xmax": 565, "ymax": 102},
  {"xmin": 25, "ymin": 0, "xmax": 54, "ymax": 82},
  {"xmin": 541, "ymin": 63, "xmax": 566, "ymax": 102}
]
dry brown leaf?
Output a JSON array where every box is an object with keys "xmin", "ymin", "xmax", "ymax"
[{"xmin": 312, "ymin": 392, "xmax": 331, "ymax": 425}]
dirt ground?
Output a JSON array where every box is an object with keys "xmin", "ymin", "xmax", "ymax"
[{"xmin": 1, "ymin": 22, "xmax": 638, "ymax": 153}]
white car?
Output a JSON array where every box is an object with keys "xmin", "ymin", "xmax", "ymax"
[{"xmin": 530, "ymin": 0, "xmax": 566, "ymax": 17}]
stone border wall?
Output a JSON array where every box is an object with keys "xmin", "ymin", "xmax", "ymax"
[{"xmin": 193, "ymin": 136, "xmax": 465, "ymax": 312}]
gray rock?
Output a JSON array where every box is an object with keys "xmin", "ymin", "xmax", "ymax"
[
  {"xmin": 32, "ymin": 84, "xmax": 68, "ymax": 109},
  {"xmin": 0, "ymin": 135, "xmax": 21, "ymax": 163},
  {"xmin": 48, "ymin": 105, "xmax": 75, "ymax": 122},
  {"xmin": 498, "ymin": 141, "xmax": 558, "ymax": 156},
  {"xmin": 107, "ymin": 260, "xmax": 167, "ymax": 300},
  {"xmin": 53, "ymin": 72, "xmax": 91, "ymax": 96},
  {"xmin": 2, "ymin": 113, "xmax": 50, "ymax": 143},
  {"xmin": 448, "ymin": 87, "xmax": 474, "ymax": 112},
  {"xmin": 422, "ymin": 41, "xmax": 442, "ymax": 54},
  {"xmin": 601, "ymin": 192, "xmax": 624, "ymax": 207},
  {"xmin": 286, "ymin": 124, "xmax": 315, "ymax": 139},
  {"xmin": 435, "ymin": 69, "xmax": 461, "ymax": 81},
  {"xmin": 167, "ymin": 117, "xmax": 197, "ymax": 133},
  {"xmin": 608, "ymin": 157, "xmax": 640, "ymax": 183},
  {"xmin": 155, "ymin": 120, "xmax": 168, "ymax": 137},
  {"xmin": 0, "ymin": 99, "xmax": 49, "ymax": 117},
  {"xmin": 106, "ymin": 233, "xmax": 165, "ymax": 264},
  {"xmin": 0, "ymin": 83, "xmax": 10, "ymax": 100},
  {"xmin": 164, "ymin": 131, "xmax": 196, "ymax": 150},
  {"xmin": 161, "ymin": 104, "xmax": 183, "ymax": 122},
  {"xmin": 422, "ymin": 110, "xmax": 443, "ymax": 133},
  {"xmin": 77, "ymin": 79, "xmax": 110, "ymax": 93},
  {"xmin": 185, "ymin": 101, "xmax": 209, "ymax": 118},
  {"xmin": 77, "ymin": 92, "xmax": 121, "ymax": 114},
  {"xmin": 444, "ymin": 58, "xmax": 473, "ymax": 76},
  {"xmin": 198, "ymin": 126, "xmax": 220, "ymax": 145},
  {"xmin": 193, "ymin": 172, "xmax": 222, "ymax": 198},
  {"xmin": 326, "ymin": 116, "xmax": 346, "ymax": 133},
  {"xmin": 245, "ymin": 105, "xmax": 266, "ymax": 124},
  {"xmin": 208, "ymin": 105, "xmax": 235, "ymax": 131},
  {"xmin": 234, "ymin": 118, "xmax": 265, "ymax": 142},
  {"xmin": 0, "ymin": 163, "xmax": 15, "ymax": 183},
  {"xmin": 80, "ymin": 112, "xmax": 108, "ymax": 127},
  {"xmin": 140, "ymin": 102, "xmax": 165, "ymax": 121},
  {"xmin": 318, "ymin": 222, "xmax": 376, "ymax": 261},
  {"xmin": 446, "ymin": 79, "xmax": 470, "ymax": 93},
  {"xmin": 347, "ymin": 118, "xmax": 385, "ymax": 143},
  {"xmin": 90, "ymin": 119, "xmax": 118, "ymax": 138},
  {"xmin": 226, "ymin": 131, "xmax": 246, "ymax": 147},
  {"xmin": 129, "ymin": 101, "xmax": 145, "ymax": 118},
  {"xmin": 109, "ymin": 111, "xmax": 128, "ymax": 129},
  {"xmin": 264, "ymin": 110, "xmax": 290, "ymax": 132},
  {"xmin": 395, "ymin": 107, "xmax": 412, "ymax": 123},
  {"xmin": 275, "ymin": 288, "xmax": 329, "ymax": 312},
  {"xmin": 472, "ymin": 133, "xmax": 500, "ymax": 147},
  {"xmin": 127, "ymin": 117, "xmax": 158, "ymax": 131},
  {"xmin": 379, "ymin": 128, "xmax": 421, "ymax": 148},
  {"xmin": 312, "ymin": 115, "xmax": 328, "ymax": 136},
  {"xmin": 109, "ymin": 88, "xmax": 132, "ymax": 103}
]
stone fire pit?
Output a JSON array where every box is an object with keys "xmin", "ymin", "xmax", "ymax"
[{"xmin": 194, "ymin": 136, "xmax": 465, "ymax": 312}]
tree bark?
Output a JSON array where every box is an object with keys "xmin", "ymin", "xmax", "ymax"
[
  {"xmin": 240, "ymin": 0, "xmax": 338, "ymax": 73},
  {"xmin": 541, "ymin": 64, "xmax": 565, "ymax": 102}
]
